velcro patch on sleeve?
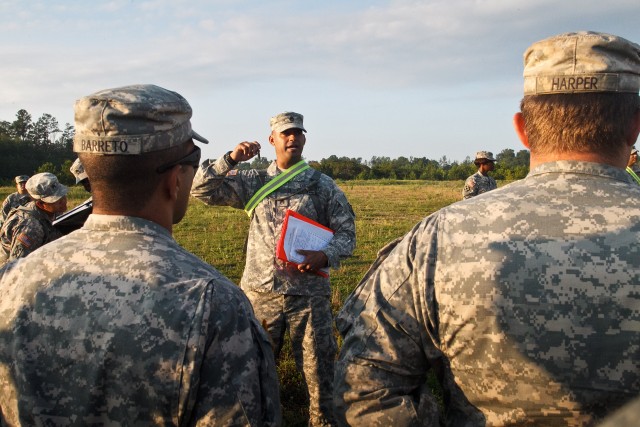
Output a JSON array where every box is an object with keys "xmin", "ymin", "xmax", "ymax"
[
  {"xmin": 226, "ymin": 169, "xmax": 238, "ymax": 176},
  {"xmin": 16, "ymin": 233, "xmax": 33, "ymax": 248}
]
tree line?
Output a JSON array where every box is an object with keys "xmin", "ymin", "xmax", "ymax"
[
  {"xmin": 1, "ymin": 109, "xmax": 530, "ymax": 185},
  {"xmin": 0, "ymin": 109, "xmax": 76, "ymax": 185}
]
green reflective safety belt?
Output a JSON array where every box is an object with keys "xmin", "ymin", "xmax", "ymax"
[
  {"xmin": 244, "ymin": 160, "xmax": 310, "ymax": 217},
  {"xmin": 627, "ymin": 167, "xmax": 640, "ymax": 185}
]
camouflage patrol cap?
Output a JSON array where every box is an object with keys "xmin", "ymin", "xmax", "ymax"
[
  {"xmin": 26, "ymin": 172, "xmax": 68, "ymax": 203},
  {"xmin": 270, "ymin": 112, "xmax": 307, "ymax": 134},
  {"xmin": 475, "ymin": 151, "xmax": 496, "ymax": 162},
  {"xmin": 523, "ymin": 31, "xmax": 640, "ymax": 95},
  {"xmin": 73, "ymin": 84, "xmax": 209, "ymax": 155},
  {"xmin": 14, "ymin": 175, "xmax": 29, "ymax": 184},
  {"xmin": 70, "ymin": 158, "xmax": 88, "ymax": 184}
]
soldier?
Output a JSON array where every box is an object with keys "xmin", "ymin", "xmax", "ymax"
[
  {"xmin": 0, "ymin": 84, "xmax": 281, "ymax": 426},
  {"xmin": 53, "ymin": 158, "xmax": 94, "ymax": 235},
  {"xmin": 462, "ymin": 151, "xmax": 497, "ymax": 199},
  {"xmin": 191, "ymin": 111, "xmax": 356, "ymax": 426},
  {"xmin": 70, "ymin": 157, "xmax": 91, "ymax": 192},
  {"xmin": 334, "ymin": 31, "xmax": 640, "ymax": 426},
  {"xmin": 0, "ymin": 172, "xmax": 67, "ymax": 265},
  {"xmin": 0, "ymin": 175, "xmax": 31, "ymax": 228},
  {"xmin": 626, "ymin": 146, "xmax": 640, "ymax": 184}
]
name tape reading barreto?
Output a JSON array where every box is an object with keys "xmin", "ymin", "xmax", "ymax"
[{"xmin": 74, "ymin": 138, "xmax": 143, "ymax": 155}]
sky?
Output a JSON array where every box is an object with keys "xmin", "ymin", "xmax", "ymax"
[{"xmin": 1, "ymin": 0, "xmax": 639, "ymax": 163}]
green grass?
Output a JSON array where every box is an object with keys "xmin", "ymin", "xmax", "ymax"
[{"xmin": 1, "ymin": 180, "xmax": 467, "ymax": 426}]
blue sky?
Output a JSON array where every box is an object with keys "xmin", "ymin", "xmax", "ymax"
[{"xmin": 1, "ymin": 0, "xmax": 639, "ymax": 163}]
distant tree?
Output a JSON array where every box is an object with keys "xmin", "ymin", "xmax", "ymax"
[
  {"xmin": 356, "ymin": 168, "xmax": 372, "ymax": 180},
  {"xmin": 515, "ymin": 150, "xmax": 530, "ymax": 167},
  {"xmin": 0, "ymin": 109, "xmax": 76, "ymax": 182},
  {"xmin": 420, "ymin": 160, "xmax": 445, "ymax": 181},
  {"xmin": 0, "ymin": 120, "xmax": 11, "ymax": 138},
  {"xmin": 11, "ymin": 109, "xmax": 32, "ymax": 140},
  {"xmin": 250, "ymin": 156, "xmax": 271, "ymax": 169},
  {"xmin": 447, "ymin": 162, "xmax": 475, "ymax": 180},
  {"xmin": 36, "ymin": 162, "xmax": 58, "ymax": 175},
  {"xmin": 237, "ymin": 156, "xmax": 271, "ymax": 170},
  {"xmin": 315, "ymin": 156, "xmax": 367, "ymax": 180},
  {"xmin": 496, "ymin": 149, "xmax": 516, "ymax": 170},
  {"xmin": 29, "ymin": 113, "xmax": 60, "ymax": 146},
  {"xmin": 60, "ymin": 123, "xmax": 75, "ymax": 151},
  {"xmin": 438, "ymin": 156, "xmax": 450, "ymax": 169},
  {"xmin": 60, "ymin": 159, "xmax": 75, "ymax": 185},
  {"xmin": 392, "ymin": 156, "xmax": 411, "ymax": 179},
  {"xmin": 495, "ymin": 149, "xmax": 529, "ymax": 180},
  {"xmin": 370, "ymin": 156, "xmax": 394, "ymax": 179}
]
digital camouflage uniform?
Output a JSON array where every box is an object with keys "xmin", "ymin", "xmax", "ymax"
[
  {"xmin": 0, "ymin": 201, "xmax": 62, "ymax": 265},
  {"xmin": 462, "ymin": 170, "xmax": 497, "ymax": 199},
  {"xmin": 335, "ymin": 161, "xmax": 640, "ymax": 426},
  {"xmin": 0, "ymin": 192, "xmax": 30, "ymax": 229},
  {"xmin": 192, "ymin": 157, "xmax": 356, "ymax": 425},
  {"xmin": 0, "ymin": 214, "xmax": 281, "ymax": 426}
]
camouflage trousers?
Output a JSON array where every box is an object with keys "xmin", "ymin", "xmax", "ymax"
[{"xmin": 246, "ymin": 291, "xmax": 337, "ymax": 427}]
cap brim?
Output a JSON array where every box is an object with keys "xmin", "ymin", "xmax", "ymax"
[
  {"xmin": 192, "ymin": 130, "xmax": 209, "ymax": 144},
  {"xmin": 274, "ymin": 125, "xmax": 307, "ymax": 134},
  {"xmin": 40, "ymin": 185, "xmax": 68, "ymax": 203}
]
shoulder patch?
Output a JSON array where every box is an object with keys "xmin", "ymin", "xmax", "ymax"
[
  {"xmin": 226, "ymin": 169, "xmax": 238, "ymax": 176},
  {"xmin": 17, "ymin": 233, "xmax": 33, "ymax": 248}
]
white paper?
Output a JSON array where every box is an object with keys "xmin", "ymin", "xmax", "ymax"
[{"xmin": 283, "ymin": 215, "xmax": 333, "ymax": 270}]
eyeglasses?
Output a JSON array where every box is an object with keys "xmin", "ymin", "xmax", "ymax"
[{"xmin": 156, "ymin": 146, "xmax": 201, "ymax": 174}]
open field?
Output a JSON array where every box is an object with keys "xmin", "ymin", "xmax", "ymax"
[
  {"xmin": 175, "ymin": 180, "xmax": 464, "ymax": 308},
  {"xmin": 178, "ymin": 179, "xmax": 465, "ymax": 425},
  {"xmin": 1, "ymin": 180, "xmax": 472, "ymax": 425}
]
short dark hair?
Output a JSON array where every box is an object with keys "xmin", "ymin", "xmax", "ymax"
[
  {"xmin": 79, "ymin": 143, "xmax": 191, "ymax": 213},
  {"xmin": 520, "ymin": 93, "xmax": 640, "ymax": 162}
]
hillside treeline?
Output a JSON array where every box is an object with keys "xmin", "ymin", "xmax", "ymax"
[
  {"xmin": 0, "ymin": 109, "xmax": 76, "ymax": 185},
  {"xmin": 1, "ymin": 109, "xmax": 530, "ymax": 184}
]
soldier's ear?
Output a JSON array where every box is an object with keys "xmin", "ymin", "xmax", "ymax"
[
  {"xmin": 513, "ymin": 112, "xmax": 530, "ymax": 149},
  {"xmin": 162, "ymin": 165, "xmax": 182, "ymax": 202}
]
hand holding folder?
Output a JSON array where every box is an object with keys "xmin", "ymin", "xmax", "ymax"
[{"xmin": 276, "ymin": 210, "xmax": 334, "ymax": 277}]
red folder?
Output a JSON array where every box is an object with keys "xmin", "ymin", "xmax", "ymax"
[{"xmin": 276, "ymin": 210, "xmax": 333, "ymax": 277}]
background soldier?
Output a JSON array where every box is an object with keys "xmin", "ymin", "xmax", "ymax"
[
  {"xmin": 0, "ymin": 172, "xmax": 66, "ymax": 265},
  {"xmin": 53, "ymin": 158, "xmax": 94, "ymax": 234},
  {"xmin": 70, "ymin": 157, "xmax": 91, "ymax": 192},
  {"xmin": 626, "ymin": 146, "xmax": 640, "ymax": 184},
  {"xmin": 0, "ymin": 175, "xmax": 31, "ymax": 228},
  {"xmin": 191, "ymin": 111, "xmax": 356, "ymax": 426},
  {"xmin": 335, "ymin": 31, "xmax": 640, "ymax": 425},
  {"xmin": 0, "ymin": 84, "xmax": 281, "ymax": 425},
  {"xmin": 462, "ymin": 151, "xmax": 497, "ymax": 199}
]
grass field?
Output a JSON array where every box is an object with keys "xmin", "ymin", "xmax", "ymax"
[{"xmin": 1, "ymin": 180, "xmax": 466, "ymax": 425}]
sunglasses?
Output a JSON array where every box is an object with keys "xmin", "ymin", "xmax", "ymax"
[{"xmin": 156, "ymin": 146, "xmax": 201, "ymax": 174}]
